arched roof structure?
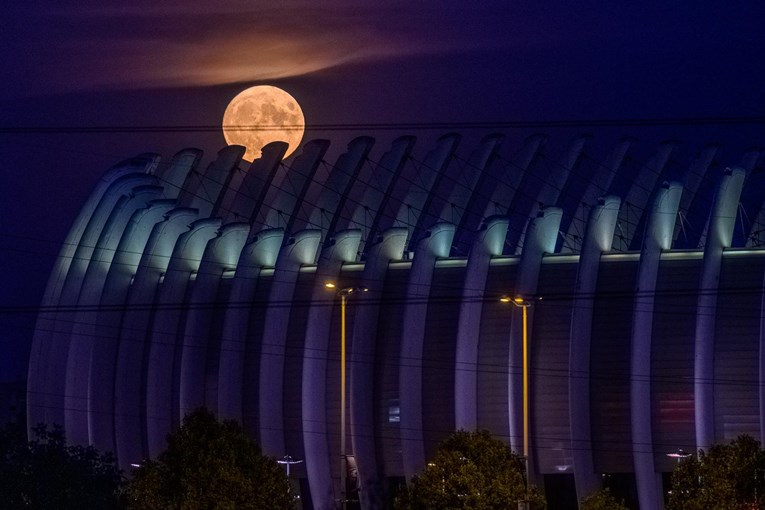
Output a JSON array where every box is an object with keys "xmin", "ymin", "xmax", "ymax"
[{"xmin": 28, "ymin": 134, "xmax": 765, "ymax": 509}]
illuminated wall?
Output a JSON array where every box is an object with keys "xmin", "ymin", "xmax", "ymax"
[{"xmin": 28, "ymin": 135, "xmax": 765, "ymax": 510}]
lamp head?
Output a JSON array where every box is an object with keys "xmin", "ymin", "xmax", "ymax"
[
  {"xmin": 667, "ymin": 448, "xmax": 692, "ymax": 459},
  {"xmin": 500, "ymin": 295, "xmax": 530, "ymax": 307},
  {"xmin": 339, "ymin": 286, "xmax": 368, "ymax": 296},
  {"xmin": 326, "ymin": 283, "xmax": 369, "ymax": 295}
]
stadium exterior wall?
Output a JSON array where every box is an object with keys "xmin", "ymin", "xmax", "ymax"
[{"xmin": 28, "ymin": 135, "xmax": 765, "ymax": 510}]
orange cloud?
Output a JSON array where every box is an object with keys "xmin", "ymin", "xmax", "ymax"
[{"xmin": 24, "ymin": 1, "xmax": 488, "ymax": 92}]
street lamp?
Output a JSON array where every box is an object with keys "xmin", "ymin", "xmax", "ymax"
[
  {"xmin": 277, "ymin": 455, "xmax": 303, "ymax": 505},
  {"xmin": 325, "ymin": 282, "xmax": 368, "ymax": 510},
  {"xmin": 500, "ymin": 296, "xmax": 531, "ymax": 510},
  {"xmin": 277, "ymin": 454, "xmax": 304, "ymax": 478},
  {"xmin": 666, "ymin": 448, "xmax": 692, "ymax": 464}
]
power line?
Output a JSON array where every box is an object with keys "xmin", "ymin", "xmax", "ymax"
[
  {"xmin": 2, "ymin": 115, "xmax": 765, "ymax": 134},
  {"xmin": 13, "ymin": 289, "xmax": 765, "ymax": 391},
  {"xmin": 5, "ymin": 281, "xmax": 765, "ymax": 315}
]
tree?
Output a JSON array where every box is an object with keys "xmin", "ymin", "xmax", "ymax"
[
  {"xmin": 0, "ymin": 422, "xmax": 123, "ymax": 509},
  {"xmin": 667, "ymin": 434, "xmax": 765, "ymax": 510},
  {"xmin": 124, "ymin": 408, "xmax": 294, "ymax": 510},
  {"xmin": 394, "ymin": 429, "xmax": 546, "ymax": 509},
  {"xmin": 580, "ymin": 488, "xmax": 629, "ymax": 510}
]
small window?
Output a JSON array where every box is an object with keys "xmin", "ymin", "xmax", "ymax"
[{"xmin": 388, "ymin": 399, "xmax": 400, "ymax": 423}]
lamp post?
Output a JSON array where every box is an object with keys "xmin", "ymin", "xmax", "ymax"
[
  {"xmin": 501, "ymin": 296, "xmax": 531, "ymax": 510},
  {"xmin": 278, "ymin": 454, "xmax": 304, "ymax": 478},
  {"xmin": 278, "ymin": 455, "xmax": 303, "ymax": 506},
  {"xmin": 325, "ymin": 283, "xmax": 367, "ymax": 510},
  {"xmin": 666, "ymin": 448, "xmax": 692, "ymax": 464}
]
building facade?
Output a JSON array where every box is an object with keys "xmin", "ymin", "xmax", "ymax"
[{"xmin": 28, "ymin": 134, "xmax": 765, "ymax": 509}]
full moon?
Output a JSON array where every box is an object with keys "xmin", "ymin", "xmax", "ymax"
[{"xmin": 222, "ymin": 85, "xmax": 305, "ymax": 162}]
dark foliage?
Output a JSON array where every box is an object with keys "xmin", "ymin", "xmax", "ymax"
[
  {"xmin": 580, "ymin": 488, "xmax": 629, "ymax": 510},
  {"xmin": 0, "ymin": 422, "xmax": 123, "ymax": 509},
  {"xmin": 394, "ymin": 429, "xmax": 546, "ymax": 509},
  {"xmin": 667, "ymin": 434, "xmax": 765, "ymax": 510},
  {"xmin": 124, "ymin": 408, "xmax": 294, "ymax": 510}
]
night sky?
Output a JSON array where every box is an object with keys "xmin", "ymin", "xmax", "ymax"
[{"xmin": 1, "ymin": 1, "xmax": 764, "ymax": 381}]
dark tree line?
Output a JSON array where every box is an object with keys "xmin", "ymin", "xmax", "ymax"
[
  {"xmin": 3, "ymin": 414, "xmax": 764, "ymax": 509},
  {"xmin": 394, "ymin": 429, "xmax": 546, "ymax": 510},
  {"xmin": 0, "ymin": 409, "xmax": 294, "ymax": 510},
  {"xmin": 0, "ymin": 423, "xmax": 122, "ymax": 509},
  {"xmin": 126, "ymin": 408, "xmax": 295, "ymax": 509}
]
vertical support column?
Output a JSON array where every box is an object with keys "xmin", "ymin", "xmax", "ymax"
[
  {"xmin": 140, "ymin": 218, "xmax": 222, "ymax": 459},
  {"xmin": 156, "ymin": 149, "xmax": 202, "ymax": 195},
  {"xmin": 258, "ymin": 231, "xmax": 321, "ymax": 457},
  {"xmin": 414, "ymin": 135, "xmax": 500, "ymax": 242},
  {"xmin": 349, "ymin": 137, "xmax": 414, "ymax": 254},
  {"xmin": 350, "ymin": 228, "xmax": 408, "ymax": 509},
  {"xmin": 482, "ymin": 135, "xmax": 546, "ymax": 224},
  {"xmin": 695, "ymin": 167, "xmax": 746, "ymax": 450},
  {"xmin": 267, "ymin": 141, "xmax": 330, "ymax": 233},
  {"xmin": 110, "ymin": 209, "xmax": 200, "ymax": 467},
  {"xmin": 569, "ymin": 197, "xmax": 621, "ymax": 502},
  {"xmin": 614, "ymin": 142, "xmax": 675, "ymax": 251},
  {"xmin": 362, "ymin": 137, "xmax": 416, "ymax": 254},
  {"xmin": 87, "ymin": 200, "xmax": 175, "ymax": 453},
  {"xmin": 394, "ymin": 135, "xmax": 460, "ymax": 249},
  {"xmin": 562, "ymin": 139, "xmax": 631, "ymax": 252},
  {"xmin": 673, "ymin": 145, "xmax": 721, "ymax": 249},
  {"xmin": 301, "ymin": 230, "xmax": 362, "ymax": 510},
  {"xmin": 510, "ymin": 208, "xmax": 561, "ymax": 481},
  {"xmin": 300, "ymin": 137, "xmax": 374, "ymax": 237},
  {"xmin": 454, "ymin": 216, "xmax": 509, "ymax": 429},
  {"xmin": 221, "ymin": 142, "xmax": 287, "ymax": 223},
  {"xmin": 399, "ymin": 223, "xmax": 456, "ymax": 479},
  {"xmin": 217, "ymin": 228, "xmax": 284, "ymax": 422},
  {"xmin": 175, "ymin": 146, "xmax": 244, "ymax": 217},
  {"xmin": 177, "ymin": 223, "xmax": 250, "ymax": 417},
  {"xmin": 630, "ymin": 183, "xmax": 682, "ymax": 510},
  {"xmin": 28, "ymin": 159, "xmax": 157, "ymax": 434},
  {"xmin": 505, "ymin": 138, "xmax": 582, "ymax": 252},
  {"xmin": 65, "ymin": 184, "xmax": 162, "ymax": 445}
]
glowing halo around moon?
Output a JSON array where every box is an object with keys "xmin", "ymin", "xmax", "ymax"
[{"xmin": 222, "ymin": 85, "xmax": 305, "ymax": 162}]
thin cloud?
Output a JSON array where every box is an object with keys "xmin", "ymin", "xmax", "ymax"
[{"xmin": 10, "ymin": 1, "xmax": 509, "ymax": 93}]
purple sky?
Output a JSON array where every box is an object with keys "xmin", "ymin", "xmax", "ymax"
[{"xmin": 1, "ymin": 1, "xmax": 764, "ymax": 379}]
